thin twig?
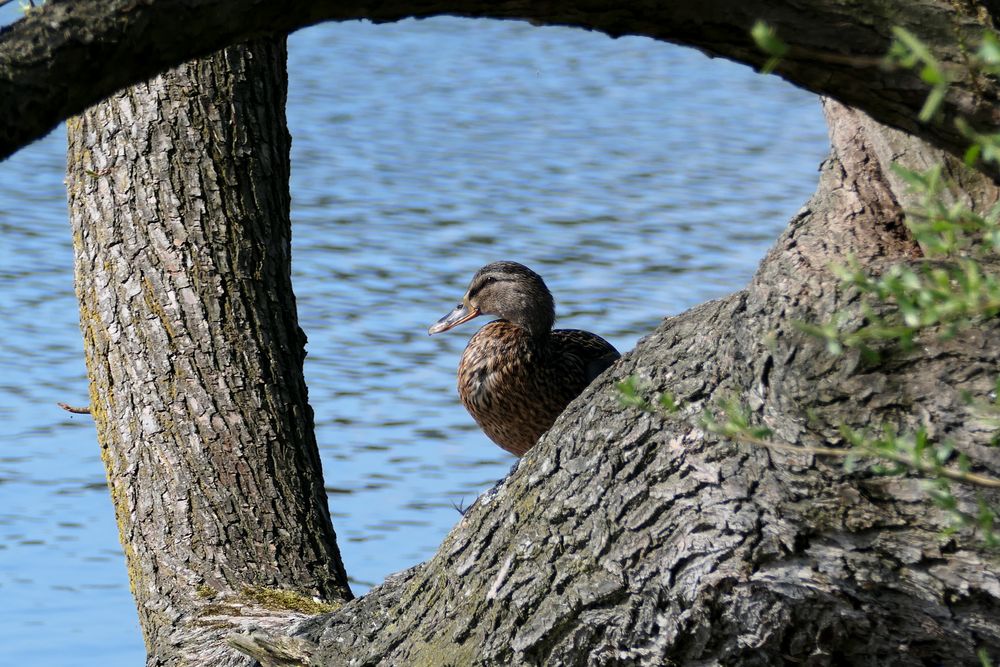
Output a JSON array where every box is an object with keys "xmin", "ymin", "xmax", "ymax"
[
  {"xmin": 451, "ymin": 497, "xmax": 470, "ymax": 516},
  {"xmin": 787, "ymin": 46, "xmax": 885, "ymax": 69},
  {"xmin": 729, "ymin": 430, "xmax": 1000, "ymax": 489},
  {"xmin": 57, "ymin": 402, "xmax": 91, "ymax": 415}
]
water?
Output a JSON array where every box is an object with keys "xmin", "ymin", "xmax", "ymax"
[{"xmin": 0, "ymin": 15, "xmax": 829, "ymax": 665}]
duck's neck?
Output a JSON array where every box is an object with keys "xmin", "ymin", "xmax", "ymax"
[{"xmin": 505, "ymin": 308, "xmax": 554, "ymax": 340}]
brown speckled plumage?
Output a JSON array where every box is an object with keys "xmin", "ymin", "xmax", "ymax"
[{"xmin": 429, "ymin": 261, "xmax": 620, "ymax": 456}]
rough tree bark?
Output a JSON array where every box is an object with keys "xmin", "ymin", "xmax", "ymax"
[
  {"xmin": 227, "ymin": 101, "xmax": 999, "ymax": 666},
  {"xmin": 2, "ymin": 0, "xmax": 999, "ymax": 180},
  {"xmin": 67, "ymin": 37, "xmax": 352, "ymax": 665},
  {"xmin": 50, "ymin": 3, "xmax": 1000, "ymax": 667}
]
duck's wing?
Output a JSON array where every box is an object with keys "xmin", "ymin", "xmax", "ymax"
[{"xmin": 551, "ymin": 329, "xmax": 621, "ymax": 385}]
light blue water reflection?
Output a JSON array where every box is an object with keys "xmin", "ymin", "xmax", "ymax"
[{"xmin": 0, "ymin": 16, "xmax": 829, "ymax": 665}]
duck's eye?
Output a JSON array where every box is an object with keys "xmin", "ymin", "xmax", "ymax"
[{"xmin": 469, "ymin": 276, "xmax": 496, "ymax": 300}]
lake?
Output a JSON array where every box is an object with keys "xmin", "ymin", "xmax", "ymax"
[{"xmin": 0, "ymin": 14, "xmax": 829, "ymax": 665}]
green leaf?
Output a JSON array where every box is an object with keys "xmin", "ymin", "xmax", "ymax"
[
  {"xmin": 965, "ymin": 143, "xmax": 982, "ymax": 167},
  {"xmin": 659, "ymin": 392, "xmax": 680, "ymax": 414},
  {"xmin": 615, "ymin": 376, "xmax": 651, "ymax": 410},
  {"xmin": 892, "ymin": 27, "xmax": 938, "ymax": 67},
  {"xmin": 919, "ymin": 63, "xmax": 943, "ymax": 85},
  {"xmin": 918, "ymin": 83, "xmax": 948, "ymax": 122},
  {"xmin": 751, "ymin": 21, "xmax": 789, "ymax": 58},
  {"xmin": 891, "ymin": 163, "xmax": 930, "ymax": 188},
  {"xmin": 978, "ymin": 32, "xmax": 1000, "ymax": 66}
]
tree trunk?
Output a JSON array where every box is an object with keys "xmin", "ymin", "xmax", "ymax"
[
  {"xmin": 237, "ymin": 102, "xmax": 1000, "ymax": 666},
  {"xmin": 66, "ymin": 38, "xmax": 352, "ymax": 666}
]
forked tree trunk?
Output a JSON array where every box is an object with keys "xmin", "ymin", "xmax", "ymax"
[
  {"xmin": 66, "ymin": 38, "xmax": 352, "ymax": 666},
  {"xmin": 62, "ymin": 16, "xmax": 1000, "ymax": 667}
]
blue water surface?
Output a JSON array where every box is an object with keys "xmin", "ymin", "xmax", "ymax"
[{"xmin": 0, "ymin": 14, "xmax": 829, "ymax": 665}]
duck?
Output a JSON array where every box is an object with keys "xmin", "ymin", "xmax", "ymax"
[{"xmin": 428, "ymin": 261, "xmax": 621, "ymax": 456}]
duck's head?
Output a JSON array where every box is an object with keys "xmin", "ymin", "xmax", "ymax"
[{"xmin": 428, "ymin": 261, "xmax": 555, "ymax": 338}]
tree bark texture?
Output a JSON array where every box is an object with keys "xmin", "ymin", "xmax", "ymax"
[
  {"xmin": 2, "ymin": 0, "xmax": 999, "ymax": 180},
  {"xmin": 229, "ymin": 101, "xmax": 1000, "ymax": 666},
  {"xmin": 66, "ymin": 38, "xmax": 352, "ymax": 666},
  {"xmin": 42, "ymin": 4, "xmax": 1000, "ymax": 665}
]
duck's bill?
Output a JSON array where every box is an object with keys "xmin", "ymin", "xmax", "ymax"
[{"xmin": 428, "ymin": 304, "xmax": 481, "ymax": 335}]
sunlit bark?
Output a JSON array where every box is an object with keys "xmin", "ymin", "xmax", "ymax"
[
  {"xmin": 67, "ymin": 37, "xmax": 351, "ymax": 666},
  {"xmin": 242, "ymin": 100, "xmax": 1000, "ymax": 667}
]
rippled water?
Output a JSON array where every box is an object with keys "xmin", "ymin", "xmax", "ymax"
[{"xmin": 0, "ymin": 15, "xmax": 829, "ymax": 665}]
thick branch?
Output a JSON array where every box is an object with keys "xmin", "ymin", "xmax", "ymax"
[
  {"xmin": 2, "ymin": 0, "xmax": 999, "ymax": 176},
  {"xmin": 231, "ymin": 100, "xmax": 1000, "ymax": 667}
]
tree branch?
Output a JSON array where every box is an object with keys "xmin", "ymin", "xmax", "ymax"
[
  {"xmin": 724, "ymin": 429, "xmax": 1000, "ymax": 489},
  {"xmin": 57, "ymin": 401, "xmax": 91, "ymax": 414},
  {"xmin": 1, "ymin": 0, "xmax": 998, "ymax": 177}
]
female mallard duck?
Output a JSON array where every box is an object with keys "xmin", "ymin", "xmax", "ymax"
[{"xmin": 428, "ymin": 261, "xmax": 620, "ymax": 457}]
